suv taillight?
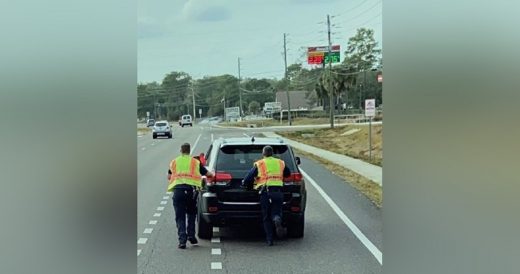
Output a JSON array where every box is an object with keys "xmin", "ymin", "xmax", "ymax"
[
  {"xmin": 284, "ymin": 172, "xmax": 303, "ymax": 185},
  {"xmin": 206, "ymin": 172, "xmax": 232, "ymax": 186}
]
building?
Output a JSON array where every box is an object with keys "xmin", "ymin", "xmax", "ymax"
[{"xmin": 275, "ymin": 91, "xmax": 314, "ymax": 111}]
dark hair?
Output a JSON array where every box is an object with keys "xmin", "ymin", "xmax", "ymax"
[
  {"xmin": 181, "ymin": 143, "xmax": 191, "ymax": 154},
  {"xmin": 262, "ymin": 146, "xmax": 273, "ymax": 157}
]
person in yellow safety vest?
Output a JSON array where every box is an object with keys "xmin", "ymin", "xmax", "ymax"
[
  {"xmin": 168, "ymin": 143, "xmax": 213, "ymax": 249},
  {"xmin": 241, "ymin": 146, "xmax": 291, "ymax": 246}
]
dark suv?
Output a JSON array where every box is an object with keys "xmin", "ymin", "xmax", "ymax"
[{"xmin": 196, "ymin": 137, "xmax": 306, "ymax": 239}]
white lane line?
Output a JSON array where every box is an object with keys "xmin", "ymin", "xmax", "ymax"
[
  {"xmin": 243, "ymin": 133, "xmax": 250, "ymax": 137},
  {"xmin": 153, "ymin": 213, "xmax": 161, "ymax": 217},
  {"xmin": 137, "ymin": 249, "xmax": 142, "ymax": 256},
  {"xmin": 211, "ymin": 248, "xmax": 222, "ymax": 255},
  {"xmin": 162, "ymin": 196, "xmax": 169, "ymax": 200},
  {"xmin": 300, "ymin": 169, "xmax": 383, "ymax": 265},
  {"xmin": 212, "ymin": 227, "xmax": 220, "ymax": 233},
  {"xmin": 211, "ymin": 133, "xmax": 214, "ymax": 142},
  {"xmin": 166, "ymin": 191, "xmax": 172, "ymax": 194},
  {"xmin": 137, "ymin": 238, "xmax": 148, "ymax": 244},
  {"xmin": 149, "ymin": 220, "xmax": 158, "ymax": 225},
  {"xmin": 210, "ymin": 262, "xmax": 222, "ymax": 270},
  {"xmin": 160, "ymin": 200, "xmax": 167, "ymax": 205},
  {"xmin": 191, "ymin": 134, "xmax": 202, "ymax": 154},
  {"xmin": 211, "ymin": 237, "xmax": 220, "ymax": 243},
  {"xmin": 157, "ymin": 206, "xmax": 165, "ymax": 211},
  {"xmin": 143, "ymin": 228, "xmax": 153, "ymax": 234}
]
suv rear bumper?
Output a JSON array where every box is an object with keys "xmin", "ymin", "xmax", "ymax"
[{"xmin": 201, "ymin": 210, "xmax": 304, "ymax": 226}]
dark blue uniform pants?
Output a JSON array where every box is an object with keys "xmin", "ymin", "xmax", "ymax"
[
  {"xmin": 260, "ymin": 189, "xmax": 283, "ymax": 242},
  {"xmin": 172, "ymin": 186, "xmax": 198, "ymax": 244}
]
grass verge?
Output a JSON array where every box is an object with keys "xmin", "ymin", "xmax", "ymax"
[
  {"xmin": 294, "ymin": 147, "xmax": 382, "ymax": 208},
  {"xmin": 137, "ymin": 128, "xmax": 151, "ymax": 135},
  {"xmin": 220, "ymin": 117, "xmax": 331, "ymax": 128},
  {"xmin": 278, "ymin": 124, "xmax": 382, "ymax": 166}
]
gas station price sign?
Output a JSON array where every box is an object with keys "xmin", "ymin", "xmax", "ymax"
[{"xmin": 307, "ymin": 45, "xmax": 341, "ymax": 65}]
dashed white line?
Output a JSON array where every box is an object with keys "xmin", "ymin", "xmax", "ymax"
[
  {"xmin": 211, "ymin": 133, "xmax": 214, "ymax": 142},
  {"xmin": 210, "ymin": 262, "xmax": 222, "ymax": 270},
  {"xmin": 160, "ymin": 200, "xmax": 167, "ymax": 205},
  {"xmin": 143, "ymin": 228, "xmax": 153, "ymax": 234},
  {"xmin": 163, "ymin": 196, "xmax": 169, "ymax": 200},
  {"xmin": 153, "ymin": 213, "xmax": 161, "ymax": 217},
  {"xmin": 166, "ymin": 191, "xmax": 172, "ymax": 194},
  {"xmin": 149, "ymin": 220, "xmax": 158, "ymax": 225},
  {"xmin": 300, "ymin": 169, "xmax": 383, "ymax": 265},
  {"xmin": 157, "ymin": 206, "xmax": 165, "ymax": 211},
  {"xmin": 243, "ymin": 133, "xmax": 250, "ymax": 137},
  {"xmin": 211, "ymin": 248, "xmax": 222, "ymax": 255},
  {"xmin": 191, "ymin": 134, "xmax": 202, "ymax": 154},
  {"xmin": 137, "ymin": 249, "xmax": 142, "ymax": 256},
  {"xmin": 211, "ymin": 237, "xmax": 220, "ymax": 243},
  {"xmin": 212, "ymin": 227, "xmax": 220, "ymax": 233},
  {"xmin": 137, "ymin": 238, "xmax": 148, "ymax": 244}
]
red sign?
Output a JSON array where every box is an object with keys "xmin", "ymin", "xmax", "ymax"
[
  {"xmin": 307, "ymin": 51, "xmax": 325, "ymax": 64},
  {"xmin": 307, "ymin": 55, "xmax": 323, "ymax": 64},
  {"xmin": 377, "ymin": 74, "xmax": 383, "ymax": 83}
]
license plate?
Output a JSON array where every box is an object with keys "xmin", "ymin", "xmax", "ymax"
[{"xmin": 157, "ymin": 132, "xmax": 164, "ymax": 135}]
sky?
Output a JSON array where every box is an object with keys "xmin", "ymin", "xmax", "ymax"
[{"xmin": 138, "ymin": 0, "xmax": 382, "ymax": 83}]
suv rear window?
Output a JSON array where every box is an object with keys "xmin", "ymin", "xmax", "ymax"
[
  {"xmin": 216, "ymin": 145, "xmax": 296, "ymax": 172},
  {"xmin": 155, "ymin": 122, "xmax": 167, "ymax": 127}
]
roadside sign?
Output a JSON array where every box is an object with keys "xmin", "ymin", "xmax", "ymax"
[
  {"xmin": 365, "ymin": 99, "xmax": 376, "ymax": 117},
  {"xmin": 146, "ymin": 111, "xmax": 150, "ymax": 117},
  {"xmin": 307, "ymin": 45, "xmax": 340, "ymax": 65},
  {"xmin": 377, "ymin": 74, "xmax": 383, "ymax": 83},
  {"xmin": 198, "ymin": 108, "xmax": 202, "ymax": 115}
]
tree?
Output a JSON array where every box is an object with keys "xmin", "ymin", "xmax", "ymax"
[
  {"xmin": 343, "ymin": 28, "xmax": 381, "ymax": 71},
  {"xmin": 248, "ymin": 101, "xmax": 260, "ymax": 114}
]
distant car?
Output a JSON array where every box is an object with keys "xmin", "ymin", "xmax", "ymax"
[
  {"xmin": 152, "ymin": 121, "xmax": 172, "ymax": 139},
  {"xmin": 180, "ymin": 114, "xmax": 192, "ymax": 127},
  {"xmin": 146, "ymin": 119, "xmax": 155, "ymax": 127},
  {"xmin": 196, "ymin": 137, "xmax": 306, "ymax": 239}
]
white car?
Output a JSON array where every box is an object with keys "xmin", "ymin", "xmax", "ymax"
[
  {"xmin": 179, "ymin": 114, "xmax": 193, "ymax": 127},
  {"xmin": 152, "ymin": 121, "xmax": 172, "ymax": 139}
]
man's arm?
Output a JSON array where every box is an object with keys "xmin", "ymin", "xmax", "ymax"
[
  {"xmin": 241, "ymin": 166, "xmax": 258, "ymax": 188},
  {"xmin": 199, "ymin": 164, "xmax": 213, "ymax": 177},
  {"xmin": 283, "ymin": 165, "xmax": 291, "ymax": 178}
]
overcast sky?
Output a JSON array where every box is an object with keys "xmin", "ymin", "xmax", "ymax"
[{"xmin": 138, "ymin": 0, "xmax": 382, "ymax": 83}]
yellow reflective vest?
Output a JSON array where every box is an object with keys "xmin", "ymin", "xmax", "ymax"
[
  {"xmin": 168, "ymin": 155, "xmax": 202, "ymax": 191},
  {"xmin": 253, "ymin": 157, "xmax": 285, "ymax": 189}
]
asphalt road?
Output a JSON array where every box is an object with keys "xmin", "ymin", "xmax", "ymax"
[{"xmin": 137, "ymin": 124, "xmax": 382, "ymax": 273}]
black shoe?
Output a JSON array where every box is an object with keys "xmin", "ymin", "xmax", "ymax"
[
  {"xmin": 178, "ymin": 243, "xmax": 186, "ymax": 249},
  {"xmin": 267, "ymin": 240, "xmax": 274, "ymax": 246},
  {"xmin": 188, "ymin": 237, "xmax": 198, "ymax": 245},
  {"xmin": 273, "ymin": 216, "xmax": 284, "ymax": 238}
]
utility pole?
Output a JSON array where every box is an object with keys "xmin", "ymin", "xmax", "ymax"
[
  {"xmin": 238, "ymin": 57, "xmax": 243, "ymax": 119},
  {"xmin": 327, "ymin": 14, "xmax": 334, "ymax": 128},
  {"xmin": 191, "ymin": 82, "xmax": 196, "ymax": 121},
  {"xmin": 284, "ymin": 33, "xmax": 292, "ymax": 126}
]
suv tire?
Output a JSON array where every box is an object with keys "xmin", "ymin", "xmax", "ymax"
[
  {"xmin": 168, "ymin": 133, "xmax": 172, "ymax": 139},
  {"xmin": 152, "ymin": 134, "xmax": 157, "ymax": 139},
  {"xmin": 197, "ymin": 211, "xmax": 213, "ymax": 239},
  {"xmin": 287, "ymin": 215, "xmax": 304, "ymax": 238}
]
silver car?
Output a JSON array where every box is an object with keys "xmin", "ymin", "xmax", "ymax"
[{"xmin": 152, "ymin": 121, "xmax": 172, "ymax": 139}]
